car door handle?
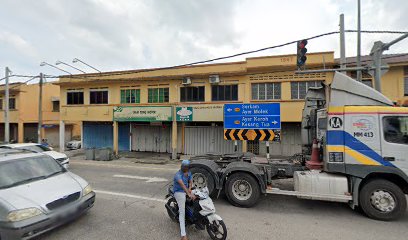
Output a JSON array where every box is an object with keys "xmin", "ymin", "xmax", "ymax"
[{"xmin": 384, "ymin": 157, "xmax": 395, "ymax": 162}]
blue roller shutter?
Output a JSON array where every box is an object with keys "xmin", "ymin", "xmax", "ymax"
[
  {"xmin": 83, "ymin": 122, "xmax": 113, "ymax": 148},
  {"xmin": 118, "ymin": 123, "xmax": 130, "ymax": 151}
]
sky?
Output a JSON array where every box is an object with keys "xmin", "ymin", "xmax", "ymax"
[{"xmin": 0, "ymin": 0, "xmax": 407, "ymax": 82}]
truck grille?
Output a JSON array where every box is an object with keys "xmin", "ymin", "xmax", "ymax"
[{"xmin": 46, "ymin": 192, "xmax": 80, "ymax": 210}]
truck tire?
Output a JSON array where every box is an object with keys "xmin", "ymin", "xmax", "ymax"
[
  {"xmin": 359, "ymin": 179, "xmax": 407, "ymax": 221},
  {"xmin": 225, "ymin": 172, "xmax": 260, "ymax": 208},
  {"xmin": 190, "ymin": 167, "xmax": 215, "ymax": 196}
]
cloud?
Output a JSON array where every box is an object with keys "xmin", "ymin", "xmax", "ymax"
[{"xmin": 0, "ymin": 0, "xmax": 407, "ymax": 79}]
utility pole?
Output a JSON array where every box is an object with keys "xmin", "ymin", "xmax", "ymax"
[
  {"xmin": 356, "ymin": 0, "xmax": 362, "ymax": 81},
  {"xmin": 4, "ymin": 67, "xmax": 11, "ymax": 143},
  {"xmin": 339, "ymin": 14, "xmax": 346, "ymax": 71},
  {"xmin": 37, "ymin": 73, "xmax": 43, "ymax": 143},
  {"xmin": 370, "ymin": 32, "xmax": 408, "ymax": 92}
]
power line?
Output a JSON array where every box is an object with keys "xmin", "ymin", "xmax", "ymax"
[
  {"xmin": 1, "ymin": 29, "xmax": 408, "ymax": 81},
  {"xmin": 9, "ymin": 76, "xmax": 39, "ymax": 90}
]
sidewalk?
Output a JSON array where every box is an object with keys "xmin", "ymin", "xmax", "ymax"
[{"xmin": 66, "ymin": 149, "xmax": 179, "ymax": 165}]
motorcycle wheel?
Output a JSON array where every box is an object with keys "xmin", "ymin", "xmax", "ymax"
[
  {"xmin": 166, "ymin": 198, "xmax": 179, "ymax": 223},
  {"xmin": 206, "ymin": 220, "xmax": 227, "ymax": 240}
]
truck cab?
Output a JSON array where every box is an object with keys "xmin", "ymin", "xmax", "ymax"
[{"xmin": 190, "ymin": 72, "xmax": 408, "ymax": 221}]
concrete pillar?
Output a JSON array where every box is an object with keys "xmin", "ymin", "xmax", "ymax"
[
  {"xmin": 18, "ymin": 122, "xmax": 24, "ymax": 143},
  {"xmin": 171, "ymin": 107, "xmax": 178, "ymax": 159},
  {"xmin": 113, "ymin": 121, "xmax": 119, "ymax": 155},
  {"xmin": 59, "ymin": 120, "xmax": 65, "ymax": 152}
]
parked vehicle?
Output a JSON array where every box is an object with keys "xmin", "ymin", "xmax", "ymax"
[
  {"xmin": 165, "ymin": 187, "xmax": 227, "ymax": 240},
  {"xmin": 66, "ymin": 140, "xmax": 81, "ymax": 150},
  {"xmin": 0, "ymin": 143, "xmax": 70, "ymax": 168},
  {"xmin": 190, "ymin": 72, "xmax": 408, "ymax": 221},
  {"xmin": 0, "ymin": 151, "xmax": 95, "ymax": 240}
]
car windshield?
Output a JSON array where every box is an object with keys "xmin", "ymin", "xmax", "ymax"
[
  {"xmin": 18, "ymin": 145, "xmax": 51, "ymax": 152},
  {"xmin": 0, "ymin": 156, "xmax": 65, "ymax": 189}
]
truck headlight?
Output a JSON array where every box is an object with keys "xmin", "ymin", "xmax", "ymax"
[
  {"xmin": 83, "ymin": 184, "xmax": 93, "ymax": 196},
  {"xmin": 7, "ymin": 208, "xmax": 43, "ymax": 222}
]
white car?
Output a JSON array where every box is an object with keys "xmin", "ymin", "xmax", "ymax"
[
  {"xmin": 0, "ymin": 150, "xmax": 95, "ymax": 240},
  {"xmin": 0, "ymin": 143, "xmax": 70, "ymax": 168}
]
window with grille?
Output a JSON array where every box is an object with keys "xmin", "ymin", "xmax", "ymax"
[
  {"xmin": 291, "ymin": 81, "xmax": 322, "ymax": 99},
  {"xmin": 121, "ymin": 89, "xmax": 140, "ymax": 104},
  {"xmin": 67, "ymin": 89, "xmax": 84, "ymax": 105},
  {"xmin": 252, "ymin": 83, "xmax": 281, "ymax": 100},
  {"xmin": 180, "ymin": 86, "xmax": 205, "ymax": 102},
  {"xmin": 90, "ymin": 88, "xmax": 108, "ymax": 104},
  {"xmin": 405, "ymin": 67, "xmax": 408, "ymax": 96},
  {"xmin": 52, "ymin": 101, "xmax": 60, "ymax": 112},
  {"xmin": 212, "ymin": 85, "xmax": 238, "ymax": 101},
  {"xmin": 148, "ymin": 88, "xmax": 169, "ymax": 103},
  {"xmin": 9, "ymin": 98, "xmax": 16, "ymax": 110}
]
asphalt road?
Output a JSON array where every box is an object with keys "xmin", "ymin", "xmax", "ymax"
[{"xmin": 38, "ymin": 160, "xmax": 408, "ymax": 240}]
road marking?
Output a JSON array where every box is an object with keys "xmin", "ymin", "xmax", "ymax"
[
  {"xmin": 94, "ymin": 190, "xmax": 167, "ymax": 203},
  {"xmin": 71, "ymin": 161, "xmax": 179, "ymax": 171},
  {"xmin": 113, "ymin": 174, "xmax": 168, "ymax": 183}
]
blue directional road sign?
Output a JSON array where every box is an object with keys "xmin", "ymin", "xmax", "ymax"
[{"xmin": 224, "ymin": 103, "xmax": 281, "ymax": 129}]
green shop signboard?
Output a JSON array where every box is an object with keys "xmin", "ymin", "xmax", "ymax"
[
  {"xmin": 113, "ymin": 106, "xmax": 172, "ymax": 122},
  {"xmin": 176, "ymin": 107, "xmax": 193, "ymax": 121}
]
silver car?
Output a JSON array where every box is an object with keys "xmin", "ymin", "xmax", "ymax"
[{"xmin": 0, "ymin": 150, "xmax": 95, "ymax": 240}]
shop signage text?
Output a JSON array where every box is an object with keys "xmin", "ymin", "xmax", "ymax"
[{"xmin": 113, "ymin": 106, "xmax": 172, "ymax": 122}]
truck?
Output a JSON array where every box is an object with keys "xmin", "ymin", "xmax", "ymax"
[{"xmin": 189, "ymin": 72, "xmax": 408, "ymax": 221}]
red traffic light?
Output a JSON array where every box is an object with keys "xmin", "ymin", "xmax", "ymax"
[{"xmin": 298, "ymin": 40, "xmax": 308, "ymax": 48}]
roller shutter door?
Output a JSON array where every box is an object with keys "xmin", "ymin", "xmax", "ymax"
[
  {"xmin": 83, "ymin": 122, "xmax": 113, "ymax": 148},
  {"xmin": 184, "ymin": 126, "xmax": 242, "ymax": 155}
]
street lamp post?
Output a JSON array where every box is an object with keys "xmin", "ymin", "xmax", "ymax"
[
  {"xmin": 72, "ymin": 58, "xmax": 101, "ymax": 73},
  {"xmin": 40, "ymin": 62, "xmax": 72, "ymax": 75},
  {"xmin": 56, "ymin": 61, "xmax": 86, "ymax": 73}
]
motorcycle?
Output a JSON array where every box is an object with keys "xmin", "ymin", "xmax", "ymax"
[{"xmin": 165, "ymin": 186, "xmax": 227, "ymax": 240}]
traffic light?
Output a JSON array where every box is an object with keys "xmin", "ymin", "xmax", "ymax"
[{"xmin": 297, "ymin": 39, "xmax": 308, "ymax": 68}]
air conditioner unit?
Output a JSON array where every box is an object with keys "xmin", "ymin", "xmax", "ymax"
[
  {"xmin": 209, "ymin": 75, "xmax": 220, "ymax": 84},
  {"xmin": 182, "ymin": 77, "xmax": 192, "ymax": 85}
]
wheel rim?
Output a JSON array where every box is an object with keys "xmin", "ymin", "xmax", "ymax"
[
  {"xmin": 370, "ymin": 190, "xmax": 396, "ymax": 213},
  {"xmin": 232, "ymin": 179, "xmax": 252, "ymax": 201},
  {"xmin": 192, "ymin": 173, "xmax": 207, "ymax": 189},
  {"xmin": 208, "ymin": 220, "xmax": 225, "ymax": 239}
]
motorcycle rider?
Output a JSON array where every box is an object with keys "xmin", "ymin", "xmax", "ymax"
[{"xmin": 173, "ymin": 160, "xmax": 196, "ymax": 240}]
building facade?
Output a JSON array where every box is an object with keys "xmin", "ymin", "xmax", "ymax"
[
  {"xmin": 57, "ymin": 52, "xmax": 408, "ymax": 157},
  {"xmin": 0, "ymin": 82, "xmax": 79, "ymax": 146}
]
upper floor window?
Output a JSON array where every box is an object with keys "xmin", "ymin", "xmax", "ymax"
[
  {"xmin": 404, "ymin": 67, "xmax": 408, "ymax": 96},
  {"xmin": 121, "ymin": 89, "xmax": 140, "ymax": 104},
  {"xmin": 291, "ymin": 81, "xmax": 322, "ymax": 100},
  {"xmin": 67, "ymin": 89, "xmax": 84, "ymax": 105},
  {"xmin": 180, "ymin": 86, "xmax": 205, "ymax": 102},
  {"xmin": 252, "ymin": 83, "xmax": 281, "ymax": 100},
  {"xmin": 148, "ymin": 88, "xmax": 169, "ymax": 103},
  {"xmin": 52, "ymin": 100, "xmax": 60, "ymax": 112},
  {"xmin": 9, "ymin": 97, "xmax": 16, "ymax": 110},
  {"xmin": 212, "ymin": 85, "xmax": 238, "ymax": 101},
  {"xmin": 383, "ymin": 116, "xmax": 408, "ymax": 145},
  {"xmin": 90, "ymin": 88, "xmax": 108, "ymax": 104}
]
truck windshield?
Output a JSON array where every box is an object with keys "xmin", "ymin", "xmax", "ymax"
[{"xmin": 0, "ymin": 156, "xmax": 65, "ymax": 189}]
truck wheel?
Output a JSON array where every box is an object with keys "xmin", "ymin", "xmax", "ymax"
[
  {"xmin": 190, "ymin": 167, "xmax": 215, "ymax": 196},
  {"xmin": 359, "ymin": 179, "xmax": 407, "ymax": 221},
  {"xmin": 225, "ymin": 172, "xmax": 260, "ymax": 207}
]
